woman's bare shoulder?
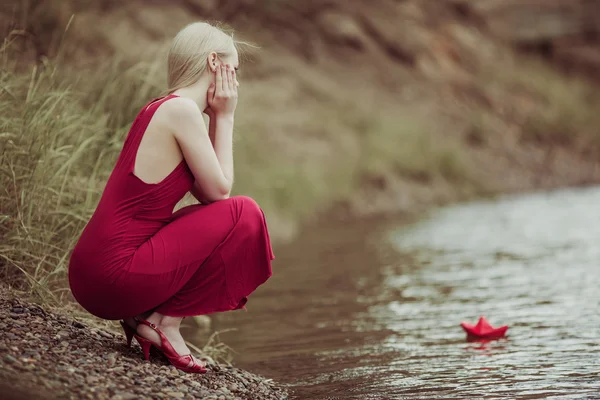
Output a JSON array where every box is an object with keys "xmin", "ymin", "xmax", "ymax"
[
  {"xmin": 160, "ymin": 96, "xmax": 201, "ymax": 120},
  {"xmin": 157, "ymin": 96, "xmax": 206, "ymax": 137}
]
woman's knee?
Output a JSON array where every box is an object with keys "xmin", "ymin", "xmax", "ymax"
[
  {"xmin": 228, "ymin": 196, "xmax": 264, "ymax": 229},
  {"xmin": 231, "ymin": 195, "xmax": 260, "ymax": 210},
  {"xmin": 171, "ymin": 204, "xmax": 204, "ymax": 220}
]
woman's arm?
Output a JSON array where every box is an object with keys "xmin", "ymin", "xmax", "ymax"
[
  {"xmin": 189, "ymin": 109, "xmax": 217, "ymax": 204},
  {"xmin": 168, "ymin": 99, "xmax": 231, "ymax": 202},
  {"xmin": 207, "ymin": 112, "xmax": 217, "ymax": 146},
  {"xmin": 190, "ymin": 184, "xmax": 207, "ymax": 204},
  {"xmin": 210, "ymin": 114, "xmax": 234, "ymax": 189},
  {"xmin": 168, "ymin": 65, "xmax": 237, "ymax": 203},
  {"xmin": 189, "ymin": 113, "xmax": 231, "ymax": 204},
  {"xmin": 202, "ymin": 64, "xmax": 236, "ymax": 194}
]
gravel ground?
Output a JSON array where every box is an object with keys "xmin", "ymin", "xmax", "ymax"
[{"xmin": 0, "ymin": 293, "xmax": 289, "ymax": 400}]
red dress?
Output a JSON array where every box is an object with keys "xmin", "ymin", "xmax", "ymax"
[{"xmin": 68, "ymin": 95, "xmax": 274, "ymax": 320}]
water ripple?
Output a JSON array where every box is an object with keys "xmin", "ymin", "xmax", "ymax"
[
  {"xmin": 384, "ymin": 187, "xmax": 600, "ymax": 399},
  {"xmin": 206, "ymin": 187, "xmax": 600, "ymax": 399}
]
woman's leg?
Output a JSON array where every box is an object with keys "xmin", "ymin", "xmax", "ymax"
[
  {"xmin": 129, "ymin": 196, "xmax": 273, "ymax": 356},
  {"xmin": 122, "ymin": 310, "xmax": 152, "ymax": 330},
  {"xmin": 136, "ymin": 312, "xmax": 188, "ymax": 355}
]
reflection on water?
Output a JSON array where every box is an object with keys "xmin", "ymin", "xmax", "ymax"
[{"xmin": 191, "ymin": 187, "xmax": 600, "ymax": 399}]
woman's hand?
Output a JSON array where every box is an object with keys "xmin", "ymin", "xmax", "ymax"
[
  {"xmin": 206, "ymin": 64, "xmax": 238, "ymax": 117},
  {"xmin": 203, "ymin": 104, "xmax": 215, "ymax": 118}
]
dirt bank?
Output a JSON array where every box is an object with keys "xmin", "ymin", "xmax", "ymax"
[
  {"xmin": 4, "ymin": 0, "xmax": 600, "ymax": 242},
  {"xmin": 4, "ymin": 2, "xmax": 599, "ymax": 397},
  {"xmin": 0, "ymin": 289, "xmax": 289, "ymax": 400}
]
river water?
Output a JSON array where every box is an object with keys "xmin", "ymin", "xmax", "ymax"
[{"xmin": 191, "ymin": 187, "xmax": 600, "ymax": 399}]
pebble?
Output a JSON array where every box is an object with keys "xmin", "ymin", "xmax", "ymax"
[
  {"xmin": 107, "ymin": 355, "xmax": 117, "ymax": 367},
  {"xmin": 111, "ymin": 393, "xmax": 137, "ymax": 400},
  {"xmin": 0, "ymin": 292, "xmax": 287, "ymax": 399},
  {"xmin": 220, "ymin": 386, "xmax": 231, "ymax": 395},
  {"xmin": 177, "ymin": 385, "xmax": 188, "ymax": 393},
  {"xmin": 4, "ymin": 355, "xmax": 18, "ymax": 364},
  {"xmin": 72, "ymin": 321, "xmax": 85, "ymax": 329},
  {"xmin": 228, "ymin": 383, "xmax": 238, "ymax": 392},
  {"xmin": 97, "ymin": 330, "xmax": 113, "ymax": 339}
]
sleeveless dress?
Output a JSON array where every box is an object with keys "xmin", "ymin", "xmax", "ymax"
[{"xmin": 68, "ymin": 95, "xmax": 274, "ymax": 320}]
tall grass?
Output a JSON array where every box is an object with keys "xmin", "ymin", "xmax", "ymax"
[
  {"xmin": 0, "ymin": 2, "xmax": 477, "ymax": 307},
  {"xmin": 0, "ymin": 53, "xmax": 159, "ymax": 302},
  {"xmin": 1, "ymin": 50, "xmax": 470, "ymax": 302},
  {"xmin": 518, "ymin": 62, "xmax": 600, "ymax": 151},
  {"xmin": 0, "ymin": 0, "xmax": 474, "ymax": 304},
  {"xmin": 477, "ymin": 56, "xmax": 600, "ymax": 152},
  {"xmin": 357, "ymin": 113, "xmax": 472, "ymax": 185}
]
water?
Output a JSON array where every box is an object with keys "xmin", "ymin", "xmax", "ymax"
[{"xmin": 191, "ymin": 187, "xmax": 600, "ymax": 399}]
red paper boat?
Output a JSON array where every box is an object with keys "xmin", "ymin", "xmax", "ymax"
[{"xmin": 460, "ymin": 316, "xmax": 508, "ymax": 339}]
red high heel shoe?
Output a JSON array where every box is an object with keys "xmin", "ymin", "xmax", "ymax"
[
  {"xmin": 133, "ymin": 319, "xmax": 207, "ymax": 374},
  {"xmin": 119, "ymin": 320, "xmax": 136, "ymax": 347}
]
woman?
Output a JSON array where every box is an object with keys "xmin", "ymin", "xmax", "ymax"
[{"xmin": 68, "ymin": 22, "xmax": 274, "ymax": 374}]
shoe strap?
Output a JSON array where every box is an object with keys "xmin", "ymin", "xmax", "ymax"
[
  {"xmin": 137, "ymin": 320, "xmax": 171, "ymax": 350},
  {"xmin": 136, "ymin": 319, "xmax": 205, "ymax": 370},
  {"xmin": 183, "ymin": 354, "xmax": 206, "ymax": 371}
]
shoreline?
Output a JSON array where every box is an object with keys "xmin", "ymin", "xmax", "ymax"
[
  {"xmin": 3, "ymin": 183, "xmax": 600, "ymax": 399},
  {"xmin": 0, "ymin": 289, "xmax": 289, "ymax": 400}
]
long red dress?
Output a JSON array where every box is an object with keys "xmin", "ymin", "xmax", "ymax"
[{"xmin": 68, "ymin": 95, "xmax": 274, "ymax": 320}]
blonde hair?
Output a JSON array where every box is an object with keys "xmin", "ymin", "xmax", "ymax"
[{"xmin": 167, "ymin": 22, "xmax": 237, "ymax": 93}]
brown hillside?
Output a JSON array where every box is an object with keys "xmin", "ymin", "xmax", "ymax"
[{"xmin": 3, "ymin": 0, "xmax": 600, "ymax": 239}]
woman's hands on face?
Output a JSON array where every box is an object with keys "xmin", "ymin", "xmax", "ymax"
[{"xmin": 205, "ymin": 64, "xmax": 238, "ymax": 118}]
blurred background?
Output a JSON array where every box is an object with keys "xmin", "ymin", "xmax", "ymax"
[{"xmin": 2, "ymin": 1, "xmax": 600, "ymax": 399}]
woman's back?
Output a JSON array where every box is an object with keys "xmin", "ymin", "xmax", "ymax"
[
  {"xmin": 68, "ymin": 21, "xmax": 273, "ymax": 376},
  {"xmin": 70, "ymin": 95, "xmax": 194, "ymax": 274}
]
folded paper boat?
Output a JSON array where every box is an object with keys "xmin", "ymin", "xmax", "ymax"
[{"xmin": 460, "ymin": 316, "xmax": 508, "ymax": 339}]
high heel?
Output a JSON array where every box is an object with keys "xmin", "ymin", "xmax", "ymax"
[
  {"xmin": 119, "ymin": 320, "xmax": 136, "ymax": 347},
  {"xmin": 134, "ymin": 319, "xmax": 207, "ymax": 374},
  {"xmin": 134, "ymin": 335, "xmax": 153, "ymax": 361}
]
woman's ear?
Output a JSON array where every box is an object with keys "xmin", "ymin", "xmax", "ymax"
[{"xmin": 207, "ymin": 52, "xmax": 218, "ymax": 72}]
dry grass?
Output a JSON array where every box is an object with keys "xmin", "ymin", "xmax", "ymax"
[
  {"xmin": 356, "ymin": 112, "xmax": 473, "ymax": 185},
  {"xmin": 11, "ymin": 0, "xmax": 600, "ymax": 315},
  {"xmin": 1, "ymin": 62, "xmax": 105, "ymax": 300},
  {"xmin": 5, "ymin": 1, "xmax": 599, "ymax": 310},
  {"xmin": 519, "ymin": 64, "xmax": 600, "ymax": 152},
  {"xmin": 2, "ymin": 1, "xmax": 599, "ymax": 367},
  {"xmin": 0, "ymin": 44, "xmax": 160, "ymax": 301},
  {"xmin": 477, "ymin": 55, "xmax": 600, "ymax": 152},
  {"xmin": 0, "ymin": 42, "xmax": 469, "ymax": 304},
  {"xmin": 187, "ymin": 329, "xmax": 237, "ymax": 366}
]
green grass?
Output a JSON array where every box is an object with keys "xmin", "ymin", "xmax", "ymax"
[
  {"xmin": 232, "ymin": 96, "xmax": 359, "ymax": 222},
  {"xmin": 1, "ymin": 47, "xmax": 471, "ymax": 301},
  {"xmin": 0, "ymin": 1, "xmax": 489, "ymax": 307},
  {"xmin": 519, "ymin": 65, "xmax": 600, "ymax": 151},
  {"xmin": 477, "ymin": 56, "xmax": 600, "ymax": 152},
  {"xmin": 3, "ymin": 0, "xmax": 599, "ymax": 370},
  {"xmin": 11, "ymin": 3, "xmax": 599, "ymax": 308},
  {"xmin": 0, "ymin": 58, "xmax": 142, "ymax": 302},
  {"xmin": 356, "ymin": 112, "xmax": 472, "ymax": 185}
]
